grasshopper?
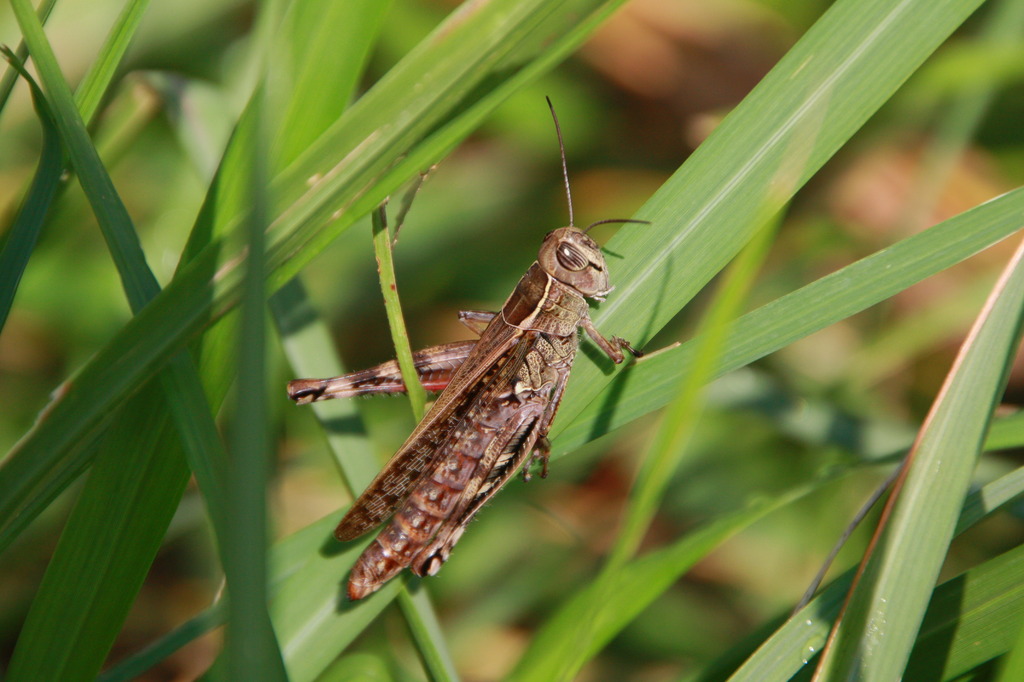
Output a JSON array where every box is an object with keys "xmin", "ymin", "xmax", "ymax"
[{"xmin": 288, "ymin": 100, "xmax": 643, "ymax": 600}]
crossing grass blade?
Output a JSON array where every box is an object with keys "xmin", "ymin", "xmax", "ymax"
[
  {"xmin": 694, "ymin": 460, "xmax": 1024, "ymax": 682},
  {"xmin": 813, "ymin": 236, "xmax": 1024, "ymax": 680},
  {"xmin": 0, "ymin": 0, "xmax": 632, "ymax": 556},
  {"xmin": 3, "ymin": 1, "xmax": 234, "ymax": 679},
  {"xmin": 0, "ymin": 48, "xmax": 62, "ymax": 333},
  {"xmin": 554, "ymin": 186, "xmax": 1024, "ymax": 454},
  {"xmin": 553, "ymin": 0, "xmax": 994, "ymax": 436}
]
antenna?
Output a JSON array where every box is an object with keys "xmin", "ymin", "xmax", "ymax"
[
  {"xmin": 546, "ymin": 96, "xmax": 574, "ymax": 227},
  {"xmin": 584, "ymin": 218, "xmax": 651, "ymax": 234}
]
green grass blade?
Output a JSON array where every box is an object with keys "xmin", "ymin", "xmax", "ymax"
[
  {"xmin": 510, "ymin": 491, "xmax": 809, "ymax": 682},
  {"xmin": 5, "ymin": 388, "xmax": 193, "ymax": 681},
  {"xmin": 0, "ymin": 0, "xmax": 629, "ymax": 547},
  {"xmin": 517, "ymin": 211, "xmax": 781, "ymax": 680},
  {"xmin": 266, "ymin": 0, "xmax": 393, "ymax": 485},
  {"xmin": 0, "ymin": 0, "xmax": 56, "ymax": 114},
  {"xmin": 718, "ymin": 531, "xmax": 1024, "ymax": 682},
  {"xmin": 223, "ymin": 100, "xmax": 287, "ymax": 681},
  {"xmin": 997, "ymin": 547, "xmax": 1024, "ymax": 682},
  {"xmin": 2, "ymin": 0, "xmax": 157, "ymax": 333},
  {"xmin": 908, "ymin": 542, "xmax": 1024, "ymax": 680},
  {"xmin": 701, "ymin": 463, "xmax": 1024, "ymax": 682},
  {"xmin": 397, "ymin": 588, "xmax": 459, "ymax": 682},
  {"xmin": 268, "ymin": 0, "xmax": 392, "ymax": 169},
  {"xmin": 0, "ymin": 48, "xmax": 62, "ymax": 332},
  {"xmin": 816, "ymin": 237, "xmax": 1024, "ymax": 680},
  {"xmin": 7, "ymin": 0, "xmax": 231, "ymax": 524},
  {"xmin": 612, "ymin": 216, "xmax": 780, "ymax": 570},
  {"xmin": 73, "ymin": 0, "xmax": 153, "ymax": 124},
  {"xmin": 1, "ymin": 0, "xmax": 156, "ymax": 332},
  {"xmin": 10, "ymin": 0, "xmax": 159, "ymax": 310},
  {"xmin": 553, "ymin": 0, "xmax": 990, "ymax": 434},
  {"xmin": 371, "ymin": 205, "xmax": 428, "ymax": 420},
  {"xmin": 554, "ymin": 188, "xmax": 1024, "ymax": 454},
  {"xmin": 987, "ymin": 411, "xmax": 1024, "ymax": 451},
  {"xmin": 4, "ymin": 4, "xmax": 237, "ymax": 679},
  {"xmin": 271, "ymin": 279, "xmax": 381, "ymax": 489}
]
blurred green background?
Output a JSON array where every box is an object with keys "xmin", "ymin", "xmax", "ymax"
[{"xmin": 1, "ymin": 0, "xmax": 1023, "ymax": 679}]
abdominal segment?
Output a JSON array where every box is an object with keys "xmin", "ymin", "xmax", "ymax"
[{"xmin": 346, "ymin": 447, "xmax": 486, "ymax": 600}]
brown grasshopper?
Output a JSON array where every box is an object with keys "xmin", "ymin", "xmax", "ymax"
[{"xmin": 288, "ymin": 100, "xmax": 644, "ymax": 600}]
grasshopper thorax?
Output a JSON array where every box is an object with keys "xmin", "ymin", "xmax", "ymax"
[{"xmin": 538, "ymin": 226, "xmax": 611, "ymax": 300}]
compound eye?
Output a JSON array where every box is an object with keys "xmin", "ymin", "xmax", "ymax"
[{"xmin": 556, "ymin": 243, "xmax": 589, "ymax": 271}]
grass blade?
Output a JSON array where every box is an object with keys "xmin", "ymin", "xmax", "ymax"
[
  {"xmin": 700, "ymin": 462, "xmax": 1024, "ymax": 682},
  {"xmin": 223, "ymin": 98, "xmax": 287, "ymax": 681},
  {"xmin": 554, "ymin": 0, "xmax": 991, "ymax": 433},
  {"xmin": 73, "ymin": 0, "xmax": 153, "ymax": 124},
  {"xmin": 371, "ymin": 204, "xmax": 428, "ymax": 420},
  {"xmin": 815, "ymin": 236, "xmax": 1024, "ymax": 680},
  {"xmin": 555, "ymin": 187, "xmax": 1024, "ymax": 454},
  {"xmin": 0, "ymin": 48, "xmax": 62, "ymax": 332},
  {"xmin": 0, "ymin": 0, "xmax": 629, "ymax": 551}
]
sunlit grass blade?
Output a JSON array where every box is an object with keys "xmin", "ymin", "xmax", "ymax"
[
  {"xmin": 814, "ymin": 236, "xmax": 1024, "ymax": 680},
  {"xmin": 554, "ymin": 0, "xmax": 990, "ymax": 431},
  {"xmin": 268, "ymin": 0, "xmax": 392, "ymax": 169},
  {"xmin": 616, "ymin": 216, "xmax": 781, "ymax": 570},
  {"xmin": 699, "ymin": 462, "xmax": 1024, "ymax": 682},
  {"xmin": 554, "ymin": 187, "xmax": 1024, "ymax": 454},
  {"xmin": 718, "ymin": 534, "xmax": 1024, "ymax": 682},
  {"xmin": 906, "ymin": 542, "xmax": 1024, "ymax": 680}
]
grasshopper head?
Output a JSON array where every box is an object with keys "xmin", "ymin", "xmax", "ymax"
[{"xmin": 538, "ymin": 226, "xmax": 612, "ymax": 300}]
